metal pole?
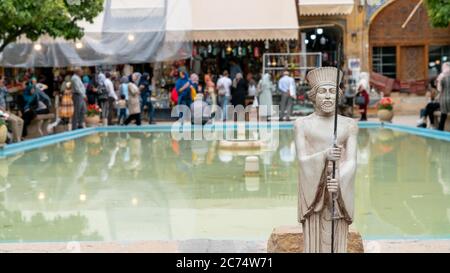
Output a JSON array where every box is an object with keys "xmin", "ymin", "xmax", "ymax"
[{"xmin": 332, "ymin": 42, "xmax": 342, "ymax": 254}]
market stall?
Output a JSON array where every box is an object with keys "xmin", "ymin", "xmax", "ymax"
[{"xmin": 148, "ymin": 0, "xmax": 300, "ymax": 117}]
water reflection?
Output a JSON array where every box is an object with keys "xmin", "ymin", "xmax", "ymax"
[
  {"xmin": 0, "ymin": 129, "xmax": 449, "ymax": 242},
  {"xmin": 355, "ymin": 129, "xmax": 450, "ymax": 238}
]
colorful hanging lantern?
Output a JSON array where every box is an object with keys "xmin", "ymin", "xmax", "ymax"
[
  {"xmin": 254, "ymin": 47, "xmax": 260, "ymax": 58},
  {"xmin": 242, "ymin": 46, "xmax": 247, "ymax": 56},
  {"xmin": 233, "ymin": 47, "xmax": 238, "ymax": 57},
  {"xmin": 222, "ymin": 48, "xmax": 226, "ymax": 59}
]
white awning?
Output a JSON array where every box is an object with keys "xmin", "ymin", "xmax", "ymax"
[
  {"xmin": 167, "ymin": 0, "xmax": 299, "ymax": 42},
  {"xmin": 1, "ymin": 0, "xmax": 192, "ymax": 67},
  {"xmin": 299, "ymin": 0, "xmax": 355, "ymax": 16},
  {"xmin": 0, "ymin": 0, "xmax": 299, "ymax": 67}
]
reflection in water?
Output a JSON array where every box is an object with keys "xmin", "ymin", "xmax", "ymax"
[
  {"xmin": 355, "ymin": 129, "xmax": 450, "ymax": 238},
  {"xmin": 0, "ymin": 129, "xmax": 449, "ymax": 242}
]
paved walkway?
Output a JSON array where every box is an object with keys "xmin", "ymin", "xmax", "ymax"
[
  {"xmin": 364, "ymin": 114, "xmax": 418, "ymax": 127},
  {"xmin": 1, "ymin": 239, "xmax": 449, "ymax": 253}
]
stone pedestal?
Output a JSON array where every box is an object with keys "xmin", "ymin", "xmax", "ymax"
[
  {"xmin": 245, "ymin": 156, "xmax": 259, "ymax": 175},
  {"xmin": 267, "ymin": 226, "xmax": 364, "ymax": 253}
]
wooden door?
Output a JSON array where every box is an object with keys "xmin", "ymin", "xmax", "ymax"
[{"xmin": 399, "ymin": 46, "xmax": 426, "ymax": 81}]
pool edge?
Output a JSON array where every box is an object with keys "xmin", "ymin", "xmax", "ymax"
[{"xmin": 1, "ymin": 122, "xmax": 449, "ymax": 158}]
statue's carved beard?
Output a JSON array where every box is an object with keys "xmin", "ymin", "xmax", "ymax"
[{"xmin": 319, "ymin": 100, "xmax": 335, "ymax": 114}]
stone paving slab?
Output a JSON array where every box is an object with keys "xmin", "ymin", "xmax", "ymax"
[{"xmin": 364, "ymin": 240, "xmax": 450, "ymax": 253}]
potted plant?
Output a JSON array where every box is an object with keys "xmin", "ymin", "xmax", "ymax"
[
  {"xmin": 377, "ymin": 97, "xmax": 394, "ymax": 123},
  {"xmin": 86, "ymin": 104, "xmax": 101, "ymax": 127}
]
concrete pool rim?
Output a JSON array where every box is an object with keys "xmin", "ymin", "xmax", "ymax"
[{"xmin": 1, "ymin": 122, "xmax": 449, "ymax": 158}]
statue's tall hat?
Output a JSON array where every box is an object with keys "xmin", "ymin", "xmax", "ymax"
[
  {"xmin": 306, "ymin": 67, "xmax": 343, "ymax": 91},
  {"xmin": 306, "ymin": 67, "xmax": 344, "ymax": 102}
]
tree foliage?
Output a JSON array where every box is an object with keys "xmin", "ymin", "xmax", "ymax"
[
  {"xmin": 0, "ymin": 0, "xmax": 104, "ymax": 52},
  {"xmin": 425, "ymin": 0, "xmax": 450, "ymax": 28}
]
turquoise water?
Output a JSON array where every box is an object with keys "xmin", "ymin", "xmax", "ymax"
[{"xmin": 0, "ymin": 129, "xmax": 449, "ymax": 242}]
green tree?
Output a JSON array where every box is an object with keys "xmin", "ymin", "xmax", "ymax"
[
  {"xmin": 0, "ymin": 0, "xmax": 104, "ymax": 52},
  {"xmin": 425, "ymin": 0, "xmax": 450, "ymax": 28}
]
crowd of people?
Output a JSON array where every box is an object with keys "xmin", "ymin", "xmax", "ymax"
[
  {"xmin": 8, "ymin": 62, "xmax": 444, "ymax": 144},
  {"xmin": 172, "ymin": 67, "xmax": 299, "ymax": 123},
  {"xmin": 0, "ymin": 66, "xmax": 298, "ymax": 143},
  {"xmin": 52, "ymin": 68, "xmax": 158, "ymax": 130},
  {"xmin": 0, "ymin": 67, "xmax": 160, "ymax": 143},
  {"xmin": 0, "ymin": 63, "xmax": 381, "ymax": 145}
]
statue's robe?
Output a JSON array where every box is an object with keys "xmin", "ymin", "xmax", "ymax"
[{"xmin": 294, "ymin": 114, "xmax": 358, "ymax": 253}]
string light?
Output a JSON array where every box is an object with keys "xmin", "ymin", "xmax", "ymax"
[
  {"xmin": 38, "ymin": 192, "xmax": 45, "ymax": 200},
  {"xmin": 75, "ymin": 42, "xmax": 83, "ymax": 49},
  {"xmin": 271, "ymin": 59, "xmax": 277, "ymax": 67},
  {"xmin": 128, "ymin": 34, "xmax": 135, "ymax": 42},
  {"xmin": 34, "ymin": 44, "xmax": 42, "ymax": 51},
  {"xmin": 79, "ymin": 194, "xmax": 87, "ymax": 202},
  {"xmin": 226, "ymin": 44, "xmax": 232, "ymax": 53}
]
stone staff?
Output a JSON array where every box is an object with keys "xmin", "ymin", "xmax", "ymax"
[{"xmin": 331, "ymin": 41, "xmax": 342, "ymax": 254}]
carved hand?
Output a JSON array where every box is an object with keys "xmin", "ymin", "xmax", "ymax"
[
  {"xmin": 326, "ymin": 146, "xmax": 343, "ymax": 162},
  {"xmin": 327, "ymin": 176, "xmax": 339, "ymax": 193}
]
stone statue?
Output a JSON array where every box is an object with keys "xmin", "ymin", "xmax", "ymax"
[{"xmin": 294, "ymin": 67, "xmax": 358, "ymax": 253}]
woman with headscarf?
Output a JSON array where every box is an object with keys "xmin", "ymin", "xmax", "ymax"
[
  {"xmin": 257, "ymin": 73, "xmax": 275, "ymax": 121},
  {"xmin": 417, "ymin": 80, "xmax": 440, "ymax": 129},
  {"xmin": 437, "ymin": 62, "xmax": 450, "ymax": 131},
  {"xmin": 60, "ymin": 74, "xmax": 72, "ymax": 94},
  {"xmin": 59, "ymin": 81, "xmax": 74, "ymax": 127},
  {"xmin": 176, "ymin": 70, "xmax": 192, "ymax": 107},
  {"xmin": 176, "ymin": 70, "xmax": 192, "ymax": 121},
  {"xmin": 247, "ymin": 73, "xmax": 257, "ymax": 107},
  {"xmin": 124, "ymin": 74, "xmax": 142, "ymax": 126},
  {"xmin": 23, "ymin": 77, "xmax": 39, "ymax": 113},
  {"xmin": 119, "ymin": 76, "xmax": 130, "ymax": 118},
  {"xmin": 84, "ymin": 75, "xmax": 98, "ymax": 105},
  {"xmin": 231, "ymin": 73, "xmax": 248, "ymax": 107},
  {"xmin": 120, "ymin": 76, "xmax": 129, "ymax": 101},
  {"xmin": 22, "ymin": 77, "xmax": 51, "ymax": 137},
  {"xmin": 83, "ymin": 75, "xmax": 90, "ymax": 89},
  {"xmin": 204, "ymin": 74, "xmax": 217, "ymax": 114},
  {"xmin": 139, "ymin": 72, "xmax": 155, "ymax": 124},
  {"xmin": 356, "ymin": 79, "xmax": 370, "ymax": 121},
  {"xmin": 247, "ymin": 73, "xmax": 257, "ymax": 95},
  {"xmin": 96, "ymin": 72, "xmax": 109, "ymax": 121},
  {"xmin": 190, "ymin": 73, "xmax": 201, "ymax": 97}
]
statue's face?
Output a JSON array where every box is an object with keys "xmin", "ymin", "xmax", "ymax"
[{"xmin": 315, "ymin": 84, "xmax": 337, "ymax": 114}]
